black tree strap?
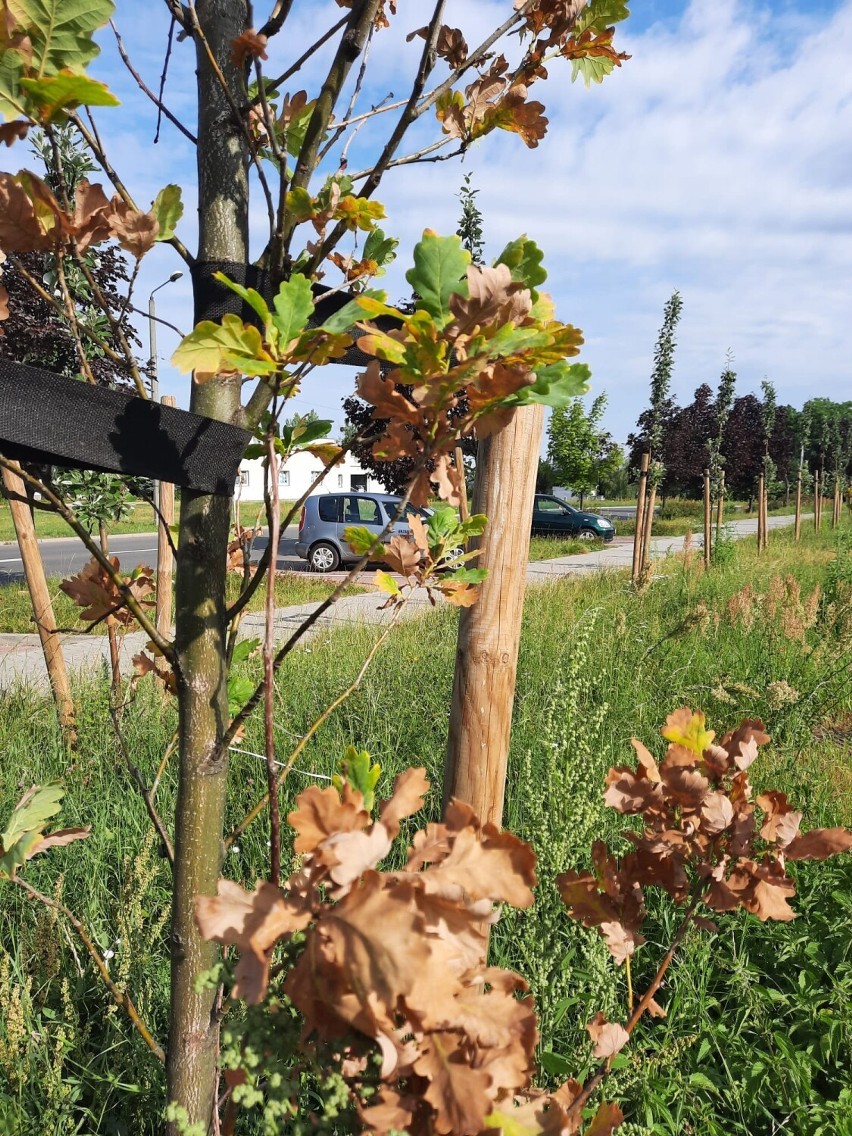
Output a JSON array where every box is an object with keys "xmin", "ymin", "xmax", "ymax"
[
  {"xmin": 0, "ymin": 266, "xmax": 400, "ymax": 497},
  {"xmin": 0, "ymin": 358, "xmax": 251, "ymax": 496}
]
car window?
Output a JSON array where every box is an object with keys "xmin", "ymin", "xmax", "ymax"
[
  {"xmin": 536, "ymin": 497, "xmax": 572, "ymax": 515},
  {"xmin": 342, "ymin": 496, "xmax": 381, "ymax": 525},
  {"xmin": 381, "ymin": 500, "xmax": 427, "ymax": 523},
  {"xmin": 318, "ymin": 496, "xmax": 340, "ymax": 522}
]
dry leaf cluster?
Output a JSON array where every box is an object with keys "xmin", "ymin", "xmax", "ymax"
[
  {"xmin": 192, "ymin": 710, "xmax": 851, "ymax": 1133},
  {"xmin": 196, "ymin": 767, "xmax": 623, "ymax": 1135},
  {"xmin": 560, "ymin": 709, "xmax": 852, "ymax": 969},
  {"xmin": 60, "ymin": 555, "xmax": 154, "ymax": 627},
  {"xmin": 0, "ymin": 171, "xmax": 162, "ymax": 261}
]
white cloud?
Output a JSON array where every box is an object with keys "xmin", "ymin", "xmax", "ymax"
[{"xmin": 2, "ymin": 0, "xmax": 850, "ymax": 442}]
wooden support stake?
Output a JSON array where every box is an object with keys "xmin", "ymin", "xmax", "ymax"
[
  {"xmin": 762, "ymin": 475, "xmax": 769, "ymax": 550},
  {"xmin": 832, "ymin": 478, "xmax": 841, "ymax": 528},
  {"xmin": 631, "ymin": 453, "xmax": 649, "ymax": 583},
  {"xmin": 703, "ymin": 468, "xmax": 711, "ymax": 568},
  {"xmin": 454, "ymin": 443, "xmax": 470, "ymax": 524},
  {"xmin": 794, "ymin": 470, "xmax": 802, "ymax": 541},
  {"xmin": 156, "ymin": 395, "xmax": 177, "ymax": 638},
  {"xmin": 641, "ymin": 482, "xmax": 657, "ymax": 576},
  {"xmin": 757, "ymin": 475, "xmax": 765, "ymax": 552},
  {"xmin": 815, "ymin": 471, "xmax": 821, "ymax": 531},
  {"xmin": 444, "ymin": 404, "xmax": 544, "ymax": 827},
  {"xmin": 1, "ymin": 464, "xmax": 76, "ymax": 746}
]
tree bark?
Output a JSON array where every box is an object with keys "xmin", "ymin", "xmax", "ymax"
[
  {"xmin": 166, "ymin": 3, "xmax": 249, "ymax": 1130},
  {"xmin": 443, "ymin": 405, "xmax": 544, "ymax": 828},
  {"xmin": 702, "ymin": 468, "xmax": 711, "ymax": 569}
]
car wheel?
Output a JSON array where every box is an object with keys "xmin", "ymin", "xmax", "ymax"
[
  {"xmin": 309, "ymin": 541, "xmax": 340, "ymax": 572},
  {"xmin": 578, "ymin": 527, "xmax": 598, "ymax": 541}
]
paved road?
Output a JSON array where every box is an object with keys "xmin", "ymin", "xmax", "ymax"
[
  {"xmin": 0, "ymin": 527, "xmax": 303, "ymax": 584},
  {"xmin": 0, "ymin": 512, "xmax": 810, "ymax": 689}
]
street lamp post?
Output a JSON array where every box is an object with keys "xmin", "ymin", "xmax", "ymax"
[{"xmin": 148, "ymin": 271, "xmax": 183, "ymax": 509}]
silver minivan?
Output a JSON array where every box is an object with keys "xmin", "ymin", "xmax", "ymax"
[{"xmin": 295, "ymin": 492, "xmax": 424, "ymax": 572}]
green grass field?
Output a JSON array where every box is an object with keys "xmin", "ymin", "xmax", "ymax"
[{"xmin": 1, "ymin": 520, "xmax": 850, "ymax": 1133}]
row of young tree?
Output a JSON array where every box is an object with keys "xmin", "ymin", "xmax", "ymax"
[
  {"xmin": 540, "ymin": 289, "xmax": 852, "ymax": 506},
  {"xmin": 628, "ymin": 385, "xmax": 852, "ymax": 504}
]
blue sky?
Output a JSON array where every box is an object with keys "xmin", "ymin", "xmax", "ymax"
[{"xmin": 4, "ymin": 0, "xmax": 851, "ymax": 444}]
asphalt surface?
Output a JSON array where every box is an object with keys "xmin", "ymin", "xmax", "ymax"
[
  {"xmin": 0, "ymin": 513, "xmax": 810, "ymax": 690},
  {"xmin": 0, "ymin": 526, "xmax": 304, "ymax": 584}
]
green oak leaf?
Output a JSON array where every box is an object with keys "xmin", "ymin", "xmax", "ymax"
[
  {"xmin": 343, "ymin": 525, "xmax": 379, "ymax": 556},
  {"xmin": 363, "ymin": 227, "xmax": 398, "ymax": 270},
  {"xmin": 507, "ymin": 361, "xmax": 592, "ymax": 408},
  {"xmin": 318, "ymin": 290, "xmax": 390, "ymax": 334},
  {"xmin": 18, "ymin": 71, "xmax": 118, "ymax": 122},
  {"xmin": 494, "ymin": 235, "xmax": 547, "ymax": 299},
  {"xmin": 231, "ymin": 637, "xmax": 260, "ymax": 665},
  {"xmin": 405, "ymin": 230, "xmax": 470, "ymax": 328},
  {"xmin": 227, "ymin": 676, "xmax": 255, "ymax": 718},
  {"xmin": 272, "ymin": 274, "xmax": 314, "ymax": 347},
  {"xmin": 575, "ymin": 0, "xmax": 630, "ymax": 33},
  {"xmin": 171, "ymin": 314, "xmax": 277, "ymax": 377},
  {"xmin": 151, "ymin": 184, "xmax": 183, "ymax": 241},
  {"xmin": 212, "ymin": 271, "xmax": 273, "ymax": 334},
  {"xmin": 11, "ymin": 0, "xmax": 115, "ymax": 77},
  {"xmin": 1, "ymin": 784, "xmax": 64, "ymax": 852},
  {"xmin": 332, "ymin": 745, "xmax": 381, "ymax": 812},
  {"xmin": 283, "ymin": 418, "xmax": 333, "ymax": 451},
  {"xmin": 572, "ymin": 55, "xmax": 618, "ymax": 87}
]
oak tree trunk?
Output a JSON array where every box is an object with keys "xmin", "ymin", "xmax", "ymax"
[{"xmin": 166, "ymin": 3, "xmax": 249, "ymax": 1129}]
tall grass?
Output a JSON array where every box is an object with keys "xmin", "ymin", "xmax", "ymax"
[{"xmin": 0, "ymin": 521, "xmax": 850, "ymax": 1132}]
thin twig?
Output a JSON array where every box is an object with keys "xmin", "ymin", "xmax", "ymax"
[
  {"xmin": 112, "ymin": 21, "xmax": 197, "ymax": 144},
  {"xmin": 264, "ymin": 425, "xmax": 282, "ymax": 885},
  {"xmin": 226, "ymin": 603, "xmax": 403, "ymax": 848},
  {"xmin": 226, "ymin": 439, "xmax": 353, "ymax": 623},
  {"xmin": 109, "ymin": 707, "xmax": 176, "ymax": 864},
  {"xmin": 8, "ymin": 257, "xmax": 141, "ymax": 371},
  {"xmin": 280, "ymin": 0, "xmax": 383, "ymax": 265},
  {"xmin": 250, "ymin": 16, "xmax": 348, "ymax": 101},
  {"xmin": 347, "ymin": 138, "xmax": 458, "ymax": 181},
  {"xmin": 218, "ymin": 468, "xmax": 421, "ymax": 757},
  {"xmin": 303, "ymin": 1, "xmax": 446, "ymax": 277},
  {"xmin": 156, "ymin": 16, "xmax": 179, "ymax": 143},
  {"xmin": 0, "ymin": 459, "xmax": 174, "ymax": 660},
  {"xmin": 151, "ymin": 731, "xmax": 179, "ymax": 798},
  {"xmin": 12, "ymin": 876, "xmax": 166, "ymax": 1063},
  {"xmin": 316, "ymin": 23, "xmax": 377, "ymax": 165},
  {"xmin": 71, "ymin": 111, "xmax": 195, "ymax": 267},
  {"xmin": 186, "ymin": 0, "xmax": 276, "ymax": 238},
  {"xmin": 567, "ymin": 894, "xmax": 701, "ymax": 1119}
]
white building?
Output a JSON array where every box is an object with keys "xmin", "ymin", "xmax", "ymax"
[{"xmin": 234, "ymin": 445, "xmax": 385, "ymax": 502}]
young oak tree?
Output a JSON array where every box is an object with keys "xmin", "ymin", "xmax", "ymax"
[{"xmin": 0, "ymin": 1, "xmax": 631, "ymax": 1130}]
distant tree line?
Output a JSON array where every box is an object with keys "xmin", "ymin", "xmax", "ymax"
[{"xmin": 627, "ymin": 388, "xmax": 852, "ymax": 503}]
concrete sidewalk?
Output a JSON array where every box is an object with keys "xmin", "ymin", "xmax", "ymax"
[{"xmin": 0, "ymin": 513, "xmax": 806, "ymax": 690}]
